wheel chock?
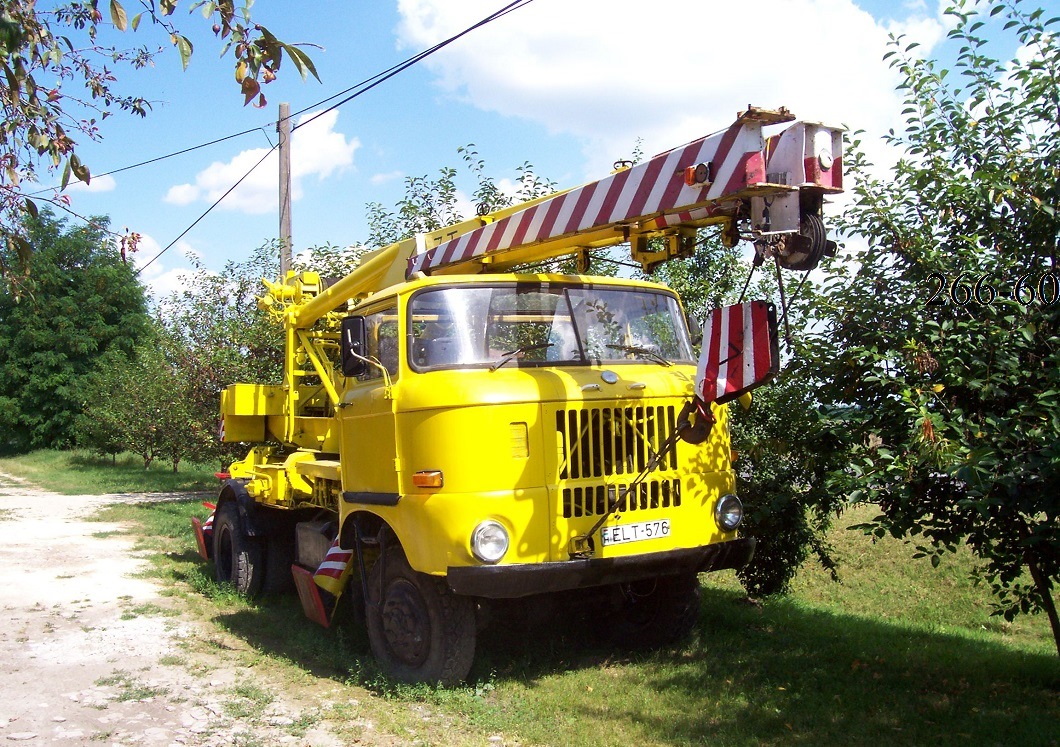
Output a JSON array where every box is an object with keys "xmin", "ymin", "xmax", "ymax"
[{"xmin": 292, "ymin": 565, "xmax": 331, "ymax": 628}]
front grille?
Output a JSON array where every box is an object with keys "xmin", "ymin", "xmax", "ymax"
[
  {"xmin": 562, "ymin": 478, "xmax": 681, "ymax": 518},
  {"xmin": 556, "ymin": 404, "xmax": 681, "ymax": 518},
  {"xmin": 557, "ymin": 404, "xmax": 677, "ymax": 479}
]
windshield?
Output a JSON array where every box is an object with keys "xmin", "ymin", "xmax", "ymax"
[{"xmin": 408, "ymin": 283, "xmax": 695, "ymax": 370}]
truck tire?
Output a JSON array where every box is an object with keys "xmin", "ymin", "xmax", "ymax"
[
  {"xmin": 213, "ymin": 502, "xmax": 264, "ymax": 597},
  {"xmin": 366, "ymin": 547, "xmax": 475, "ymax": 685},
  {"xmin": 608, "ymin": 572, "xmax": 700, "ymax": 649}
]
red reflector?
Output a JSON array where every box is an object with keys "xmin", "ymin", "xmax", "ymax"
[{"xmin": 214, "ymin": 472, "xmax": 230, "ymax": 480}]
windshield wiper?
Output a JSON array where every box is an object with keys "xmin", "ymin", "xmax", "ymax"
[
  {"xmin": 489, "ymin": 343, "xmax": 554, "ymax": 372},
  {"xmin": 605, "ymin": 344, "xmax": 672, "ymax": 367}
]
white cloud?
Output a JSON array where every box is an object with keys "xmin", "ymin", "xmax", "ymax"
[
  {"xmin": 131, "ymin": 235, "xmax": 203, "ymax": 302},
  {"xmin": 164, "ymin": 110, "xmax": 359, "ymax": 214},
  {"xmin": 395, "ymin": 0, "xmax": 935, "ymax": 177},
  {"xmin": 887, "ymin": 0, "xmax": 954, "ymax": 56},
  {"xmin": 370, "ymin": 170, "xmax": 405, "ymax": 185},
  {"xmin": 164, "ymin": 182, "xmax": 199, "ymax": 206},
  {"xmin": 65, "ymin": 173, "xmax": 116, "ymax": 193}
]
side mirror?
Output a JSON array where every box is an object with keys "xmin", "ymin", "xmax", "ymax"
[
  {"xmin": 340, "ymin": 316, "xmax": 368, "ymax": 377},
  {"xmin": 687, "ymin": 315, "xmax": 703, "ymax": 346}
]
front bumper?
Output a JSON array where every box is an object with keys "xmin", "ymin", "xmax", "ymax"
[{"xmin": 446, "ymin": 536, "xmax": 755, "ymax": 599}]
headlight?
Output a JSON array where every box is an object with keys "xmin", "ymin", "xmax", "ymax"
[
  {"xmin": 715, "ymin": 494, "xmax": 744, "ymax": 531},
  {"xmin": 470, "ymin": 520, "xmax": 509, "ymax": 564}
]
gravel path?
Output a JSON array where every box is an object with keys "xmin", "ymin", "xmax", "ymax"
[{"xmin": 0, "ymin": 473, "xmax": 351, "ymax": 746}]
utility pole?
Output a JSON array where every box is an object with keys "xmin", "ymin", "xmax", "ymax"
[{"xmin": 278, "ymin": 102, "xmax": 293, "ymax": 277}]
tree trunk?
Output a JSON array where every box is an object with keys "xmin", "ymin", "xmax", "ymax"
[
  {"xmin": 1026, "ymin": 553, "xmax": 1060, "ymax": 657},
  {"xmin": 172, "ymin": 457, "xmax": 179, "ymax": 473}
]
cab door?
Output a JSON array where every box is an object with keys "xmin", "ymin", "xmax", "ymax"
[{"xmin": 338, "ymin": 304, "xmax": 400, "ymax": 498}]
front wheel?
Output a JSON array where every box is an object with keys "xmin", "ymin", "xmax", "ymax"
[
  {"xmin": 607, "ymin": 572, "xmax": 701, "ymax": 649},
  {"xmin": 213, "ymin": 502, "xmax": 264, "ymax": 597},
  {"xmin": 366, "ymin": 547, "xmax": 476, "ymax": 685}
]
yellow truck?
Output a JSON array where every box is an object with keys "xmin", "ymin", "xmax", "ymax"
[{"xmin": 197, "ymin": 106, "xmax": 843, "ymax": 684}]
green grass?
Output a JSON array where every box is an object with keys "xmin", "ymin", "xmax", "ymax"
[
  {"xmin": 223, "ymin": 681, "xmax": 275, "ymax": 719},
  {"xmin": 0, "ymin": 449, "xmax": 219, "ymax": 494},
  {"xmin": 94, "ymin": 670, "xmax": 170, "ymax": 702},
  {"xmin": 96, "ymin": 499, "xmax": 1060, "ymax": 747}
]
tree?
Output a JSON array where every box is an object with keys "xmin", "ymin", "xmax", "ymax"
[
  {"xmin": 79, "ymin": 241, "xmax": 285, "ymax": 469},
  {"xmin": 73, "ymin": 349, "xmax": 130, "ymax": 462},
  {"xmin": 645, "ymin": 232, "xmax": 847, "ymax": 596},
  {"xmin": 1, "ymin": 0, "xmax": 317, "ymax": 289},
  {"xmin": 806, "ymin": 0, "xmax": 1060, "ymax": 653},
  {"xmin": 728, "ymin": 366, "xmax": 847, "ymax": 595},
  {"xmin": 80, "ymin": 338, "xmax": 204, "ymax": 471},
  {"xmin": 365, "ymin": 145, "xmax": 556, "ymax": 248},
  {"xmin": 153, "ymin": 242, "xmax": 283, "ymax": 466},
  {"xmin": 0, "ymin": 208, "xmax": 148, "ymax": 452}
]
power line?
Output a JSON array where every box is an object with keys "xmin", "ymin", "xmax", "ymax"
[
  {"xmin": 47, "ymin": 0, "xmax": 535, "ymax": 193},
  {"xmin": 135, "ymin": 145, "xmax": 277, "ymax": 275},
  {"xmin": 26, "ymin": 126, "xmax": 273, "ymax": 198},
  {"xmin": 292, "ymin": 0, "xmax": 534, "ymax": 132},
  {"xmin": 130, "ymin": 0, "xmax": 538, "ymax": 275}
]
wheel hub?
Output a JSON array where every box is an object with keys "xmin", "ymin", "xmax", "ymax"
[{"xmin": 381, "ymin": 578, "xmax": 431, "ymax": 666}]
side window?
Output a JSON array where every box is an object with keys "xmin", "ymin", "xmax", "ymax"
[{"xmin": 358, "ymin": 306, "xmax": 399, "ymax": 382}]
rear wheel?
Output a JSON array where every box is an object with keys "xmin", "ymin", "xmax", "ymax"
[
  {"xmin": 213, "ymin": 502, "xmax": 264, "ymax": 597},
  {"xmin": 366, "ymin": 547, "xmax": 475, "ymax": 685},
  {"xmin": 608, "ymin": 572, "xmax": 700, "ymax": 649}
]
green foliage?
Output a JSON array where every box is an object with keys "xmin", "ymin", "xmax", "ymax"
[
  {"xmin": 640, "ymin": 232, "xmax": 746, "ymax": 319},
  {"xmin": 79, "ymin": 338, "xmax": 205, "ymax": 471},
  {"xmin": 730, "ymin": 372, "xmax": 846, "ymax": 596},
  {"xmin": 365, "ymin": 145, "xmax": 556, "ymax": 249},
  {"xmin": 807, "ymin": 0, "xmax": 1060, "ymax": 651},
  {"xmin": 78, "ymin": 241, "xmax": 286, "ymax": 470},
  {"xmin": 0, "ymin": 210, "xmax": 148, "ymax": 452},
  {"xmin": 294, "ymin": 242, "xmax": 370, "ymax": 281},
  {"xmin": 0, "ymin": 0, "xmax": 315, "ymax": 289},
  {"xmin": 151, "ymin": 242, "xmax": 284, "ymax": 466}
]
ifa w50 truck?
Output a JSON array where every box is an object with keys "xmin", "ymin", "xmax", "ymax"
[{"xmin": 194, "ymin": 106, "xmax": 843, "ymax": 684}]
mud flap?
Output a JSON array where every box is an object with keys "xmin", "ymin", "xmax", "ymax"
[
  {"xmin": 292, "ymin": 565, "xmax": 331, "ymax": 628},
  {"xmin": 191, "ymin": 517, "xmax": 211, "ymax": 561}
]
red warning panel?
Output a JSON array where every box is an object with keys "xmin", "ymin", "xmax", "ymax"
[{"xmin": 696, "ymin": 301, "xmax": 779, "ymax": 404}]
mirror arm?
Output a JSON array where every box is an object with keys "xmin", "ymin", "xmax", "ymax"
[{"xmin": 343, "ymin": 350, "xmax": 393, "ymax": 399}]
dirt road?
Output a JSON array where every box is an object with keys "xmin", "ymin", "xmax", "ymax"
[{"xmin": 0, "ymin": 472, "xmax": 352, "ymax": 746}]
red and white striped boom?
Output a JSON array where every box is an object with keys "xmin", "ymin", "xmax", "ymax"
[{"xmin": 406, "ymin": 106, "xmax": 843, "ymax": 277}]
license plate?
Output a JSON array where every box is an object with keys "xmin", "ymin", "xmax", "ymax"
[{"xmin": 599, "ymin": 518, "xmax": 671, "ymax": 547}]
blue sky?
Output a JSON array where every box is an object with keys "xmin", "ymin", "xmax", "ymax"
[{"xmin": 49, "ymin": 0, "xmax": 1038, "ymax": 297}]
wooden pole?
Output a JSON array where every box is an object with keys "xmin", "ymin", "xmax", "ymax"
[{"xmin": 278, "ymin": 102, "xmax": 293, "ymax": 276}]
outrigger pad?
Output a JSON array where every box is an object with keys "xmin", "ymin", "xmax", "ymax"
[{"xmin": 292, "ymin": 565, "xmax": 331, "ymax": 628}]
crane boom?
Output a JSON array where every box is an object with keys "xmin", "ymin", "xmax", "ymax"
[
  {"xmin": 284, "ymin": 106, "xmax": 842, "ymax": 330},
  {"xmin": 407, "ymin": 105, "xmax": 842, "ymax": 278}
]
